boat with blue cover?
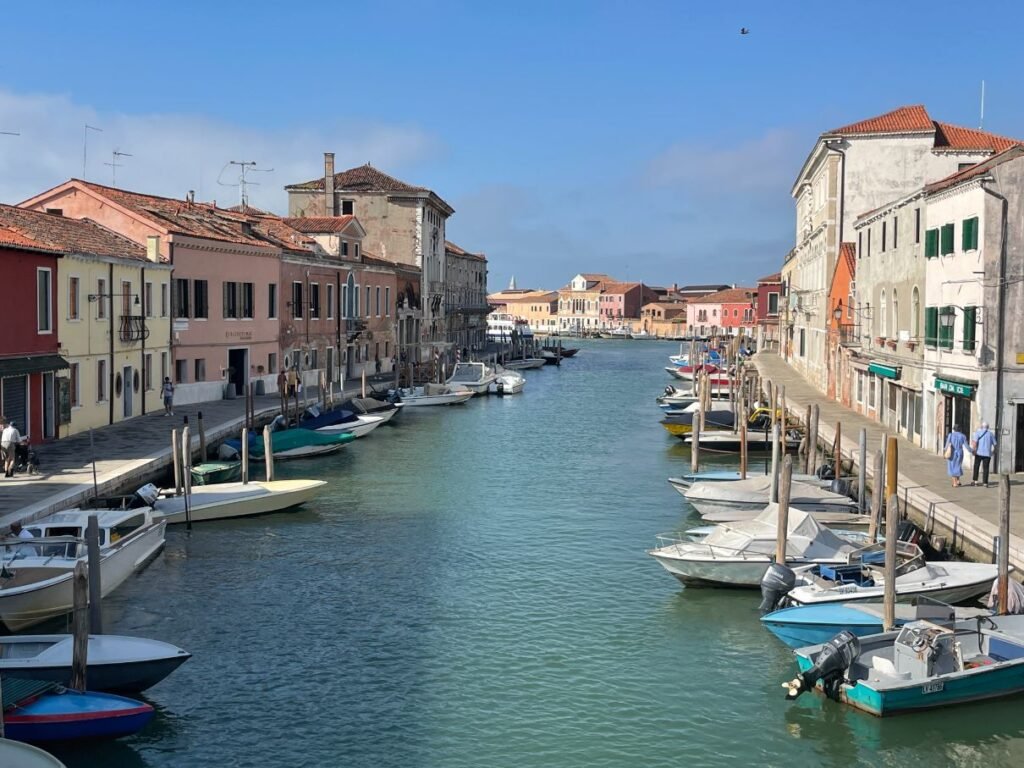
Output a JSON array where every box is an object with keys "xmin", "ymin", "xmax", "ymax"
[
  {"xmin": 224, "ymin": 427, "xmax": 354, "ymax": 460},
  {"xmin": 761, "ymin": 600, "xmax": 991, "ymax": 648},
  {"xmin": 3, "ymin": 681, "xmax": 153, "ymax": 741},
  {"xmin": 783, "ymin": 613, "xmax": 1024, "ymax": 716},
  {"xmin": 298, "ymin": 405, "xmax": 385, "ymax": 439}
]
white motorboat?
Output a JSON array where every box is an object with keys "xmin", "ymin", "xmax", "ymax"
[
  {"xmin": 502, "ymin": 356, "xmax": 546, "ymax": 370},
  {"xmin": 347, "ymin": 396, "xmax": 403, "ymax": 423},
  {"xmin": 487, "ymin": 312, "xmax": 534, "ymax": 342},
  {"xmin": 390, "ymin": 383, "xmax": 474, "ymax": 406},
  {"xmin": 152, "ymin": 479, "xmax": 327, "ymax": 524},
  {"xmin": 684, "ymin": 475, "xmax": 859, "ymax": 518},
  {"xmin": 647, "ymin": 505, "xmax": 859, "ymax": 587},
  {"xmin": 0, "ymin": 739, "xmax": 66, "ymax": 768},
  {"xmin": 0, "ymin": 633, "xmax": 191, "ymax": 692},
  {"xmin": 489, "ymin": 370, "xmax": 526, "ymax": 395},
  {"xmin": 0, "ymin": 508, "xmax": 166, "ymax": 632},
  {"xmin": 310, "ymin": 412, "xmax": 386, "ymax": 438},
  {"xmin": 780, "ymin": 548, "xmax": 1003, "ymax": 607},
  {"xmin": 446, "ymin": 362, "xmax": 497, "ymax": 395},
  {"xmin": 667, "ymin": 472, "xmax": 841, "ymax": 495}
]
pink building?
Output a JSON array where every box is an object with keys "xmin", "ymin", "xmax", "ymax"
[
  {"xmin": 686, "ymin": 287, "xmax": 756, "ymax": 337},
  {"xmin": 596, "ymin": 281, "xmax": 657, "ymax": 328},
  {"xmin": 22, "ymin": 181, "xmax": 282, "ymax": 403},
  {"xmin": 754, "ymin": 272, "xmax": 782, "ymax": 347}
]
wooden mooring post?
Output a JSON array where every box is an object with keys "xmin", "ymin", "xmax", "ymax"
[
  {"xmin": 181, "ymin": 426, "xmax": 193, "ymax": 530},
  {"xmin": 241, "ymin": 427, "xmax": 250, "ymax": 485},
  {"xmin": 776, "ymin": 455, "xmax": 793, "ymax": 564},
  {"xmin": 197, "ymin": 411, "xmax": 207, "ymax": 463},
  {"xmin": 264, "ymin": 425, "xmax": 275, "ymax": 482},
  {"xmin": 868, "ymin": 451, "xmax": 885, "ymax": 543},
  {"xmin": 803, "ymin": 405, "xmax": 812, "ymax": 473},
  {"xmin": 769, "ymin": 423, "xmax": 781, "ymax": 504},
  {"xmin": 884, "ymin": 491, "xmax": 899, "ymax": 631},
  {"xmin": 70, "ymin": 561, "xmax": 89, "ymax": 691},
  {"xmin": 86, "ymin": 514, "xmax": 103, "ymax": 634},
  {"xmin": 808, "ymin": 405, "xmax": 820, "ymax": 475},
  {"xmin": 999, "ymin": 475, "xmax": 1011, "ymax": 615},
  {"xmin": 691, "ymin": 418, "xmax": 701, "ymax": 474},
  {"xmin": 833, "ymin": 421, "xmax": 842, "ymax": 480},
  {"xmin": 858, "ymin": 428, "xmax": 868, "ymax": 514},
  {"xmin": 172, "ymin": 427, "xmax": 182, "ymax": 496}
]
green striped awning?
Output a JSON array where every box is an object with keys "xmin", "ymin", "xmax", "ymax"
[{"xmin": 868, "ymin": 362, "xmax": 900, "ymax": 380}]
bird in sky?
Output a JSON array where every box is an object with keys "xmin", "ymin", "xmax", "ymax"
[{"xmin": 740, "ymin": 27, "xmax": 750, "ymax": 35}]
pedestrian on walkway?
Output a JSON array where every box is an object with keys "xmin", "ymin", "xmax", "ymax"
[
  {"xmin": 2, "ymin": 419, "xmax": 21, "ymax": 477},
  {"xmin": 944, "ymin": 424, "xmax": 968, "ymax": 488},
  {"xmin": 375, "ymin": 355, "xmax": 381, "ymax": 375},
  {"xmin": 970, "ymin": 422, "xmax": 997, "ymax": 487},
  {"xmin": 161, "ymin": 377, "xmax": 175, "ymax": 416}
]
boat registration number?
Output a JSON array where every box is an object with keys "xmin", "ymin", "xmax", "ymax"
[{"xmin": 921, "ymin": 681, "xmax": 944, "ymax": 694}]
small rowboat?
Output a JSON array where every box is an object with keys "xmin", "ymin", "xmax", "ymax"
[
  {"xmin": 4, "ymin": 684, "xmax": 153, "ymax": 742},
  {"xmin": 0, "ymin": 738, "xmax": 66, "ymax": 767}
]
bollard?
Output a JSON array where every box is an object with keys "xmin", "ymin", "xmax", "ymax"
[
  {"xmin": 264, "ymin": 425, "xmax": 275, "ymax": 482},
  {"xmin": 172, "ymin": 427, "xmax": 182, "ymax": 496},
  {"xmin": 198, "ymin": 411, "xmax": 207, "ymax": 463},
  {"xmin": 691, "ymin": 417, "xmax": 701, "ymax": 474}
]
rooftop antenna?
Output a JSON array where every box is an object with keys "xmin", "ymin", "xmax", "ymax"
[
  {"xmin": 104, "ymin": 149, "xmax": 133, "ymax": 187},
  {"xmin": 979, "ymin": 80, "xmax": 985, "ymax": 130},
  {"xmin": 217, "ymin": 160, "xmax": 274, "ymax": 209},
  {"xmin": 83, "ymin": 124, "xmax": 103, "ymax": 179}
]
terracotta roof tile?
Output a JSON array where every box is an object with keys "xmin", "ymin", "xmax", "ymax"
[
  {"xmin": 282, "ymin": 216, "xmax": 357, "ymax": 234},
  {"xmin": 0, "ymin": 225, "xmax": 60, "ymax": 253},
  {"xmin": 829, "ymin": 105, "xmax": 934, "ymax": 135},
  {"xmin": 693, "ymin": 287, "xmax": 755, "ymax": 304},
  {"xmin": 756, "ymin": 272, "xmax": 782, "ymax": 283},
  {"xmin": 925, "ymin": 145, "xmax": 1024, "ymax": 195},
  {"xmin": 286, "ymin": 163, "xmax": 429, "ymax": 194},
  {"xmin": 933, "ymin": 122, "xmax": 1021, "ymax": 153},
  {"xmin": 444, "ymin": 240, "xmax": 486, "ymax": 261},
  {"xmin": 840, "ymin": 242, "xmax": 856, "ymax": 275},
  {"xmin": 0, "ymin": 205, "xmax": 146, "ymax": 260}
]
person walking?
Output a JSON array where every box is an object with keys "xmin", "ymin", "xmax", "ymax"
[
  {"xmin": 1, "ymin": 419, "xmax": 21, "ymax": 477},
  {"xmin": 970, "ymin": 422, "xmax": 997, "ymax": 487},
  {"xmin": 161, "ymin": 377, "xmax": 175, "ymax": 416},
  {"xmin": 944, "ymin": 423, "xmax": 968, "ymax": 488}
]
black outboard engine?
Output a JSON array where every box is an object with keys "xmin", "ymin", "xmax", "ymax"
[
  {"xmin": 829, "ymin": 478, "xmax": 853, "ymax": 498},
  {"xmin": 783, "ymin": 630, "xmax": 860, "ymax": 700},
  {"xmin": 816, "ymin": 463, "xmax": 835, "ymax": 480},
  {"xmin": 759, "ymin": 562, "xmax": 797, "ymax": 615}
]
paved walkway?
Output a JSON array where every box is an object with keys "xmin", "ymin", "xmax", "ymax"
[
  {"xmin": 754, "ymin": 352, "xmax": 1024, "ymax": 569},
  {"xmin": 0, "ymin": 376, "xmax": 396, "ymax": 528}
]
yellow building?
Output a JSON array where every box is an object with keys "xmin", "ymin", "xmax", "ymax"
[
  {"xmin": 640, "ymin": 301, "xmax": 689, "ymax": 339},
  {"xmin": 0, "ymin": 207, "xmax": 172, "ymax": 436},
  {"xmin": 486, "ymin": 289, "xmax": 559, "ymax": 335}
]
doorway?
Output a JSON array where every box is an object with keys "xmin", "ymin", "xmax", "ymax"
[
  {"xmin": 122, "ymin": 366, "xmax": 133, "ymax": 419},
  {"xmin": 43, "ymin": 372, "xmax": 55, "ymax": 438},
  {"xmin": 1016, "ymin": 405, "xmax": 1024, "ymax": 473},
  {"xmin": 228, "ymin": 349, "xmax": 248, "ymax": 398}
]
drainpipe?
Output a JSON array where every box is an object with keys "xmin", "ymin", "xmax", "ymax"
[
  {"xmin": 108, "ymin": 262, "xmax": 115, "ymax": 426},
  {"xmin": 168, "ymin": 240, "xmax": 176, "ymax": 385},
  {"xmin": 982, "ymin": 178, "xmax": 1009, "ymax": 473},
  {"xmin": 140, "ymin": 265, "xmax": 146, "ymax": 416}
]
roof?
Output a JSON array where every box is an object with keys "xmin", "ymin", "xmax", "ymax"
[
  {"xmin": 488, "ymin": 289, "xmax": 558, "ymax": 302},
  {"xmin": 285, "ymin": 162, "xmax": 454, "ymax": 213},
  {"xmin": 756, "ymin": 272, "xmax": 782, "ymax": 284},
  {"xmin": 692, "ymin": 287, "xmax": 755, "ymax": 305},
  {"xmin": 643, "ymin": 301, "xmax": 688, "ymax": 309},
  {"xmin": 282, "ymin": 215, "xmax": 356, "ymax": 234},
  {"xmin": 445, "ymin": 240, "xmax": 486, "ymax": 262},
  {"xmin": 933, "ymin": 122, "xmax": 1020, "ymax": 153},
  {"xmin": 226, "ymin": 203, "xmax": 272, "ymax": 216},
  {"xmin": 596, "ymin": 280, "xmax": 642, "ymax": 293},
  {"xmin": 0, "ymin": 205, "xmax": 147, "ymax": 260},
  {"xmin": 0, "ymin": 225, "xmax": 58, "ymax": 254},
  {"xmin": 581, "ymin": 272, "xmax": 615, "ymax": 282},
  {"xmin": 925, "ymin": 145, "xmax": 1024, "ymax": 196},
  {"xmin": 840, "ymin": 242, "xmax": 856, "ymax": 275},
  {"xmin": 828, "ymin": 105, "xmax": 934, "ymax": 136},
  {"xmin": 72, "ymin": 180, "xmax": 274, "ymax": 248}
]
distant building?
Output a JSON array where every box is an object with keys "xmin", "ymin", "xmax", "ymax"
[
  {"xmin": 754, "ymin": 272, "xmax": 782, "ymax": 349},
  {"xmin": 444, "ymin": 241, "xmax": 489, "ymax": 352},
  {"xmin": 687, "ymin": 287, "xmax": 755, "ymax": 338},
  {"xmin": 557, "ymin": 273, "xmax": 613, "ymax": 333},
  {"xmin": 487, "ymin": 289, "xmax": 559, "ymax": 335},
  {"xmin": 640, "ymin": 301, "xmax": 688, "ymax": 338},
  {"xmin": 664, "ymin": 283, "xmax": 731, "ymax": 302}
]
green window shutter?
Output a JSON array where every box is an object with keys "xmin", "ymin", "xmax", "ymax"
[
  {"xmin": 925, "ymin": 306, "xmax": 938, "ymax": 347},
  {"xmin": 941, "ymin": 223, "xmax": 955, "ymax": 255},
  {"xmin": 961, "ymin": 218, "xmax": 971, "ymax": 251},
  {"xmin": 939, "ymin": 306, "xmax": 955, "ymax": 349},
  {"xmin": 963, "ymin": 306, "xmax": 977, "ymax": 351},
  {"xmin": 925, "ymin": 228, "xmax": 939, "ymax": 258},
  {"xmin": 968, "ymin": 216, "xmax": 979, "ymax": 250}
]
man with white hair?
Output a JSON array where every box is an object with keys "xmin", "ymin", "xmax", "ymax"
[{"xmin": 971, "ymin": 421, "xmax": 997, "ymax": 487}]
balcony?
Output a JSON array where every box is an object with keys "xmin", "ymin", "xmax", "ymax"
[
  {"xmin": 836, "ymin": 323, "xmax": 859, "ymax": 347},
  {"xmin": 119, "ymin": 315, "xmax": 149, "ymax": 344},
  {"xmin": 345, "ymin": 317, "xmax": 367, "ymax": 342}
]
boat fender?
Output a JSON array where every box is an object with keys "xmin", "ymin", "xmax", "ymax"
[
  {"xmin": 782, "ymin": 630, "xmax": 860, "ymax": 701},
  {"xmin": 758, "ymin": 562, "xmax": 797, "ymax": 615}
]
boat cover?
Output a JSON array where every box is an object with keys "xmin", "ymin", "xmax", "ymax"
[
  {"xmin": 686, "ymin": 475, "xmax": 854, "ymax": 506},
  {"xmin": 702, "ymin": 505, "xmax": 857, "ymax": 560}
]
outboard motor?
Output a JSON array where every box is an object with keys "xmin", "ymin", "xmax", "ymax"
[
  {"xmin": 759, "ymin": 562, "xmax": 797, "ymax": 615},
  {"xmin": 782, "ymin": 630, "xmax": 860, "ymax": 700},
  {"xmin": 829, "ymin": 478, "xmax": 853, "ymax": 498},
  {"xmin": 816, "ymin": 463, "xmax": 835, "ymax": 481},
  {"xmin": 270, "ymin": 414, "xmax": 288, "ymax": 432},
  {"xmin": 133, "ymin": 483, "xmax": 160, "ymax": 509}
]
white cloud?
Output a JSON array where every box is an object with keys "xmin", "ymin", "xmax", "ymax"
[{"xmin": 0, "ymin": 88, "xmax": 444, "ymax": 212}]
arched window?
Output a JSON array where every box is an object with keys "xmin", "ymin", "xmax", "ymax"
[
  {"xmin": 892, "ymin": 289, "xmax": 899, "ymax": 337},
  {"xmin": 345, "ymin": 274, "xmax": 356, "ymax": 318},
  {"xmin": 912, "ymin": 287, "xmax": 921, "ymax": 338},
  {"xmin": 879, "ymin": 290, "xmax": 887, "ymax": 337}
]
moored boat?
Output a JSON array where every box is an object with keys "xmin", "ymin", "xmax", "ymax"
[
  {"xmin": 446, "ymin": 362, "xmax": 497, "ymax": 395},
  {"xmin": 190, "ymin": 461, "xmax": 241, "ymax": 486},
  {"xmin": 389, "ymin": 383, "xmax": 474, "ymax": 406},
  {"xmin": 299, "ymin": 405, "xmax": 386, "ymax": 439},
  {"xmin": 224, "ymin": 428, "xmax": 354, "ymax": 460},
  {"xmin": 489, "ymin": 370, "xmax": 526, "ymax": 395},
  {"xmin": 151, "ymin": 479, "xmax": 327, "ymax": 524},
  {"xmin": 3, "ymin": 684, "xmax": 154, "ymax": 742},
  {"xmin": 684, "ymin": 475, "xmax": 859, "ymax": 517},
  {"xmin": 0, "ymin": 737, "xmax": 66, "ymax": 767}
]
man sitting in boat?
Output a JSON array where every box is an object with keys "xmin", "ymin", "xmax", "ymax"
[{"xmin": 7, "ymin": 521, "xmax": 37, "ymax": 559}]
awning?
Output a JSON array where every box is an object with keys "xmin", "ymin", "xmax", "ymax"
[
  {"xmin": 934, "ymin": 376, "xmax": 976, "ymax": 398},
  {"xmin": 868, "ymin": 362, "xmax": 901, "ymax": 380},
  {"xmin": 0, "ymin": 354, "xmax": 70, "ymax": 378}
]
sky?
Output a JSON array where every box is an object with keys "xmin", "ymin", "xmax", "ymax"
[{"xmin": 2, "ymin": 1, "xmax": 1023, "ymax": 292}]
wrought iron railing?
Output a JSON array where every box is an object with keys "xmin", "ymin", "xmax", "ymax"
[{"xmin": 119, "ymin": 315, "xmax": 149, "ymax": 343}]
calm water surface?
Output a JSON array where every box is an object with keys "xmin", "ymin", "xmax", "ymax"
[{"xmin": 55, "ymin": 341, "xmax": 1024, "ymax": 767}]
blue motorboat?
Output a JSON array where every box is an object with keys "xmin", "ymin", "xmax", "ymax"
[
  {"xmin": 761, "ymin": 600, "xmax": 991, "ymax": 648},
  {"xmin": 3, "ymin": 683, "xmax": 153, "ymax": 741},
  {"xmin": 783, "ymin": 613, "xmax": 1024, "ymax": 716}
]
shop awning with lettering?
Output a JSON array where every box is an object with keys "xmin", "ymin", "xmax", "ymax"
[
  {"xmin": 0, "ymin": 354, "xmax": 69, "ymax": 378},
  {"xmin": 934, "ymin": 376, "xmax": 976, "ymax": 398},
  {"xmin": 868, "ymin": 362, "xmax": 901, "ymax": 380}
]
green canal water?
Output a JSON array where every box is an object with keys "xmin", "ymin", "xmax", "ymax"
[{"xmin": 54, "ymin": 340, "xmax": 1024, "ymax": 767}]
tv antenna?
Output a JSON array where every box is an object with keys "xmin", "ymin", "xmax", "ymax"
[
  {"xmin": 83, "ymin": 124, "xmax": 103, "ymax": 179},
  {"xmin": 217, "ymin": 160, "xmax": 274, "ymax": 209},
  {"xmin": 104, "ymin": 149, "xmax": 133, "ymax": 187},
  {"xmin": 979, "ymin": 80, "xmax": 986, "ymax": 130}
]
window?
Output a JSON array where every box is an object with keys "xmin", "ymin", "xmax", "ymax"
[
  {"xmin": 893, "ymin": 216, "xmax": 898, "ymax": 249},
  {"xmin": 891, "ymin": 289, "xmax": 898, "ymax": 337},
  {"xmin": 174, "ymin": 278, "xmax": 190, "ymax": 318},
  {"xmin": 241, "ymin": 282, "xmax": 253, "ymax": 319},
  {"xmin": 309, "ymin": 348, "xmax": 318, "ymax": 369},
  {"xmin": 144, "ymin": 354, "xmax": 152, "ymax": 391},
  {"xmin": 97, "ymin": 359, "xmax": 107, "ymax": 401},
  {"xmin": 194, "ymin": 359, "xmax": 205, "ymax": 382},
  {"xmin": 268, "ymin": 352, "xmax": 277, "ymax": 374},
  {"xmin": 366, "ymin": 286, "xmax": 371, "ymax": 318},
  {"xmin": 888, "ymin": 382, "xmax": 897, "ymax": 414},
  {"xmin": 121, "ymin": 280, "xmax": 132, "ymax": 316},
  {"xmin": 310, "ymin": 283, "xmax": 320, "ymax": 319},
  {"xmin": 95, "ymin": 278, "xmax": 107, "ymax": 319},
  {"xmin": 160, "ymin": 283, "xmax": 168, "ymax": 317},
  {"xmin": 193, "ymin": 279, "xmax": 208, "ymax": 319},
  {"xmin": 222, "ymin": 282, "xmax": 253, "ymax": 319},
  {"xmin": 867, "ymin": 228, "xmax": 871, "ymax": 257},
  {"xmin": 963, "ymin": 306, "xmax": 977, "ymax": 352},
  {"xmin": 292, "ymin": 282, "xmax": 303, "ymax": 319},
  {"xmin": 342, "ymin": 200, "xmax": 354, "ymax": 215},
  {"xmin": 914, "ymin": 209, "xmax": 921, "ymax": 244},
  {"xmin": 924, "ymin": 228, "xmax": 938, "ymax": 258},
  {"xmin": 962, "ymin": 216, "xmax": 979, "ymax": 251},
  {"xmin": 939, "ymin": 306, "xmax": 955, "ymax": 349},
  {"xmin": 856, "ymin": 372, "xmax": 864, "ymax": 404},
  {"xmin": 223, "ymin": 282, "xmax": 238, "ymax": 319},
  {"xmin": 912, "ymin": 287, "xmax": 921, "ymax": 338},
  {"xmin": 37, "ymin": 268, "xmax": 52, "ymax": 332},
  {"xmin": 327, "ymin": 284, "xmax": 335, "ymax": 319},
  {"xmin": 857, "ymin": 232, "xmax": 863, "ymax": 259},
  {"xmin": 385, "ymin": 287, "xmax": 391, "ymax": 317},
  {"xmin": 66, "ymin": 276, "xmax": 80, "ymax": 320},
  {"xmin": 879, "ymin": 290, "xmax": 887, "ymax": 337},
  {"xmin": 925, "ymin": 306, "xmax": 938, "ymax": 347},
  {"xmin": 175, "ymin": 359, "xmax": 188, "ymax": 384},
  {"xmin": 268, "ymin": 284, "xmax": 278, "ymax": 319},
  {"xmin": 767, "ymin": 292, "xmax": 779, "ymax": 315},
  {"xmin": 940, "ymin": 223, "xmax": 955, "ymax": 255},
  {"xmin": 69, "ymin": 363, "xmax": 80, "ymax": 407},
  {"xmin": 341, "ymin": 241, "xmax": 349, "ymax": 257},
  {"xmin": 355, "ymin": 244, "xmax": 360, "ymax": 260},
  {"xmin": 144, "ymin": 282, "xmax": 153, "ymax": 318},
  {"xmin": 868, "ymin": 376, "xmax": 876, "ymax": 409},
  {"xmin": 160, "ymin": 352, "xmax": 168, "ymax": 385},
  {"xmin": 881, "ymin": 221, "xmax": 887, "ymax": 252},
  {"xmin": 376, "ymin": 286, "xmax": 381, "ymax": 316}
]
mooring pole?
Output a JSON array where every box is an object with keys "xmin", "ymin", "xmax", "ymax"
[
  {"xmin": 999, "ymin": 475, "xmax": 1011, "ymax": 615},
  {"xmin": 858, "ymin": 427, "xmax": 868, "ymax": 514},
  {"xmin": 71, "ymin": 561, "xmax": 89, "ymax": 691},
  {"xmin": 86, "ymin": 514, "xmax": 103, "ymax": 634},
  {"xmin": 776, "ymin": 455, "xmax": 793, "ymax": 564},
  {"xmin": 884, "ymin": 492, "xmax": 899, "ymax": 631}
]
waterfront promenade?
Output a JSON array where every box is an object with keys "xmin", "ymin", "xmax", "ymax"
[
  {"xmin": 754, "ymin": 351, "xmax": 1024, "ymax": 570},
  {"xmin": 0, "ymin": 378, "xmax": 392, "ymax": 528}
]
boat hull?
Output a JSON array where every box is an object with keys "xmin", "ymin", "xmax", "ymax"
[
  {"xmin": 648, "ymin": 550, "xmax": 841, "ymax": 588},
  {"xmin": 155, "ymin": 479, "xmax": 326, "ymax": 524},
  {"xmin": 5, "ymin": 690, "xmax": 154, "ymax": 742},
  {"xmin": 688, "ymin": 497, "xmax": 858, "ymax": 518},
  {"xmin": 787, "ymin": 571, "xmax": 998, "ymax": 607},
  {"xmin": 313, "ymin": 415, "xmax": 384, "ymax": 438},
  {"xmin": 400, "ymin": 392, "xmax": 474, "ymax": 406}
]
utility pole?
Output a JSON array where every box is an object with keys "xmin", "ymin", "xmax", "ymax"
[
  {"xmin": 104, "ymin": 149, "xmax": 133, "ymax": 187},
  {"xmin": 83, "ymin": 124, "xmax": 103, "ymax": 179}
]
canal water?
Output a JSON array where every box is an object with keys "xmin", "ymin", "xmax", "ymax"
[{"xmin": 54, "ymin": 340, "xmax": 1024, "ymax": 767}]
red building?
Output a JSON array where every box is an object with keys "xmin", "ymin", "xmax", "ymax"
[
  {"xmin": 754, "ymin": 272, "xmax": 782, "ymax": 349},
  {"xmin": 0, "ymin": 227, "xmax": 65, "ymax": 443}
]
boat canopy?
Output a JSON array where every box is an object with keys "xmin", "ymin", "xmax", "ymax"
[
  {"xmin": 686, "ymin": 476, "xmax": 853, "ymax": 506},
  {"xmin": 702, "ymin": 505, "xmax": 857, "ymax": 560}
]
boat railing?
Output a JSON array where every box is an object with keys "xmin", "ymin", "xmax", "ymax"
[
  {"xmin": 653, "ymin": 532, "xmax": 777, "ymax": 560},
  {"xmin": 0, "ymin": 535, "xmax": 84, "ymax": 563}
]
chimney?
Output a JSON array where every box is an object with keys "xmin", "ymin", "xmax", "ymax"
[
  {"xmin": 146, "ymin": 235, "xmax": 161, "ymax": 263},
  {"xmin": 324, "ymin": 152, "xmax": 335, "ymax": 216},
  {"xmin": 186, "ymin": 190, "xmax": 195, "ymax": 208}
]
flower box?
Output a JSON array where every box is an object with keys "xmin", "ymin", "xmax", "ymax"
[
  {"xmin": 886, "ymin": 339, "xmax": 898, "ymax": 350},
  {"xmin": 874, "ymin": 336, "xmax": 886, "ymax": 347},
  {"xmin": 905, "ymin": 340, "xmax": 918, "ymax": 352}
]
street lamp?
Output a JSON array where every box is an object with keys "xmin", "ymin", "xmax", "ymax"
[{"xmin": 88, "ymin": 292, "xmax": 140, "ymax": 305}]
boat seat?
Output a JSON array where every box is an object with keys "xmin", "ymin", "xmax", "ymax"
[
  {"xmin": 988, "ymin": 636, "xmax": 1024, "ymax": 662},
  {"xmin": 860, "ymin": 550, "xmax": 886, "ymax": 565},
  {"xmin": 871, "ymin": 656, "xmax": 897, "ymax": 675}
]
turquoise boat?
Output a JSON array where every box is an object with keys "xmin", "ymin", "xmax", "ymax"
[
  {"xmin": 224, "ymin": 429, "xmax": 355, "ymax": 461},
  {"xmin": 784, "ymin": 614, "xmax": 1024, "ymax": 716}
]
